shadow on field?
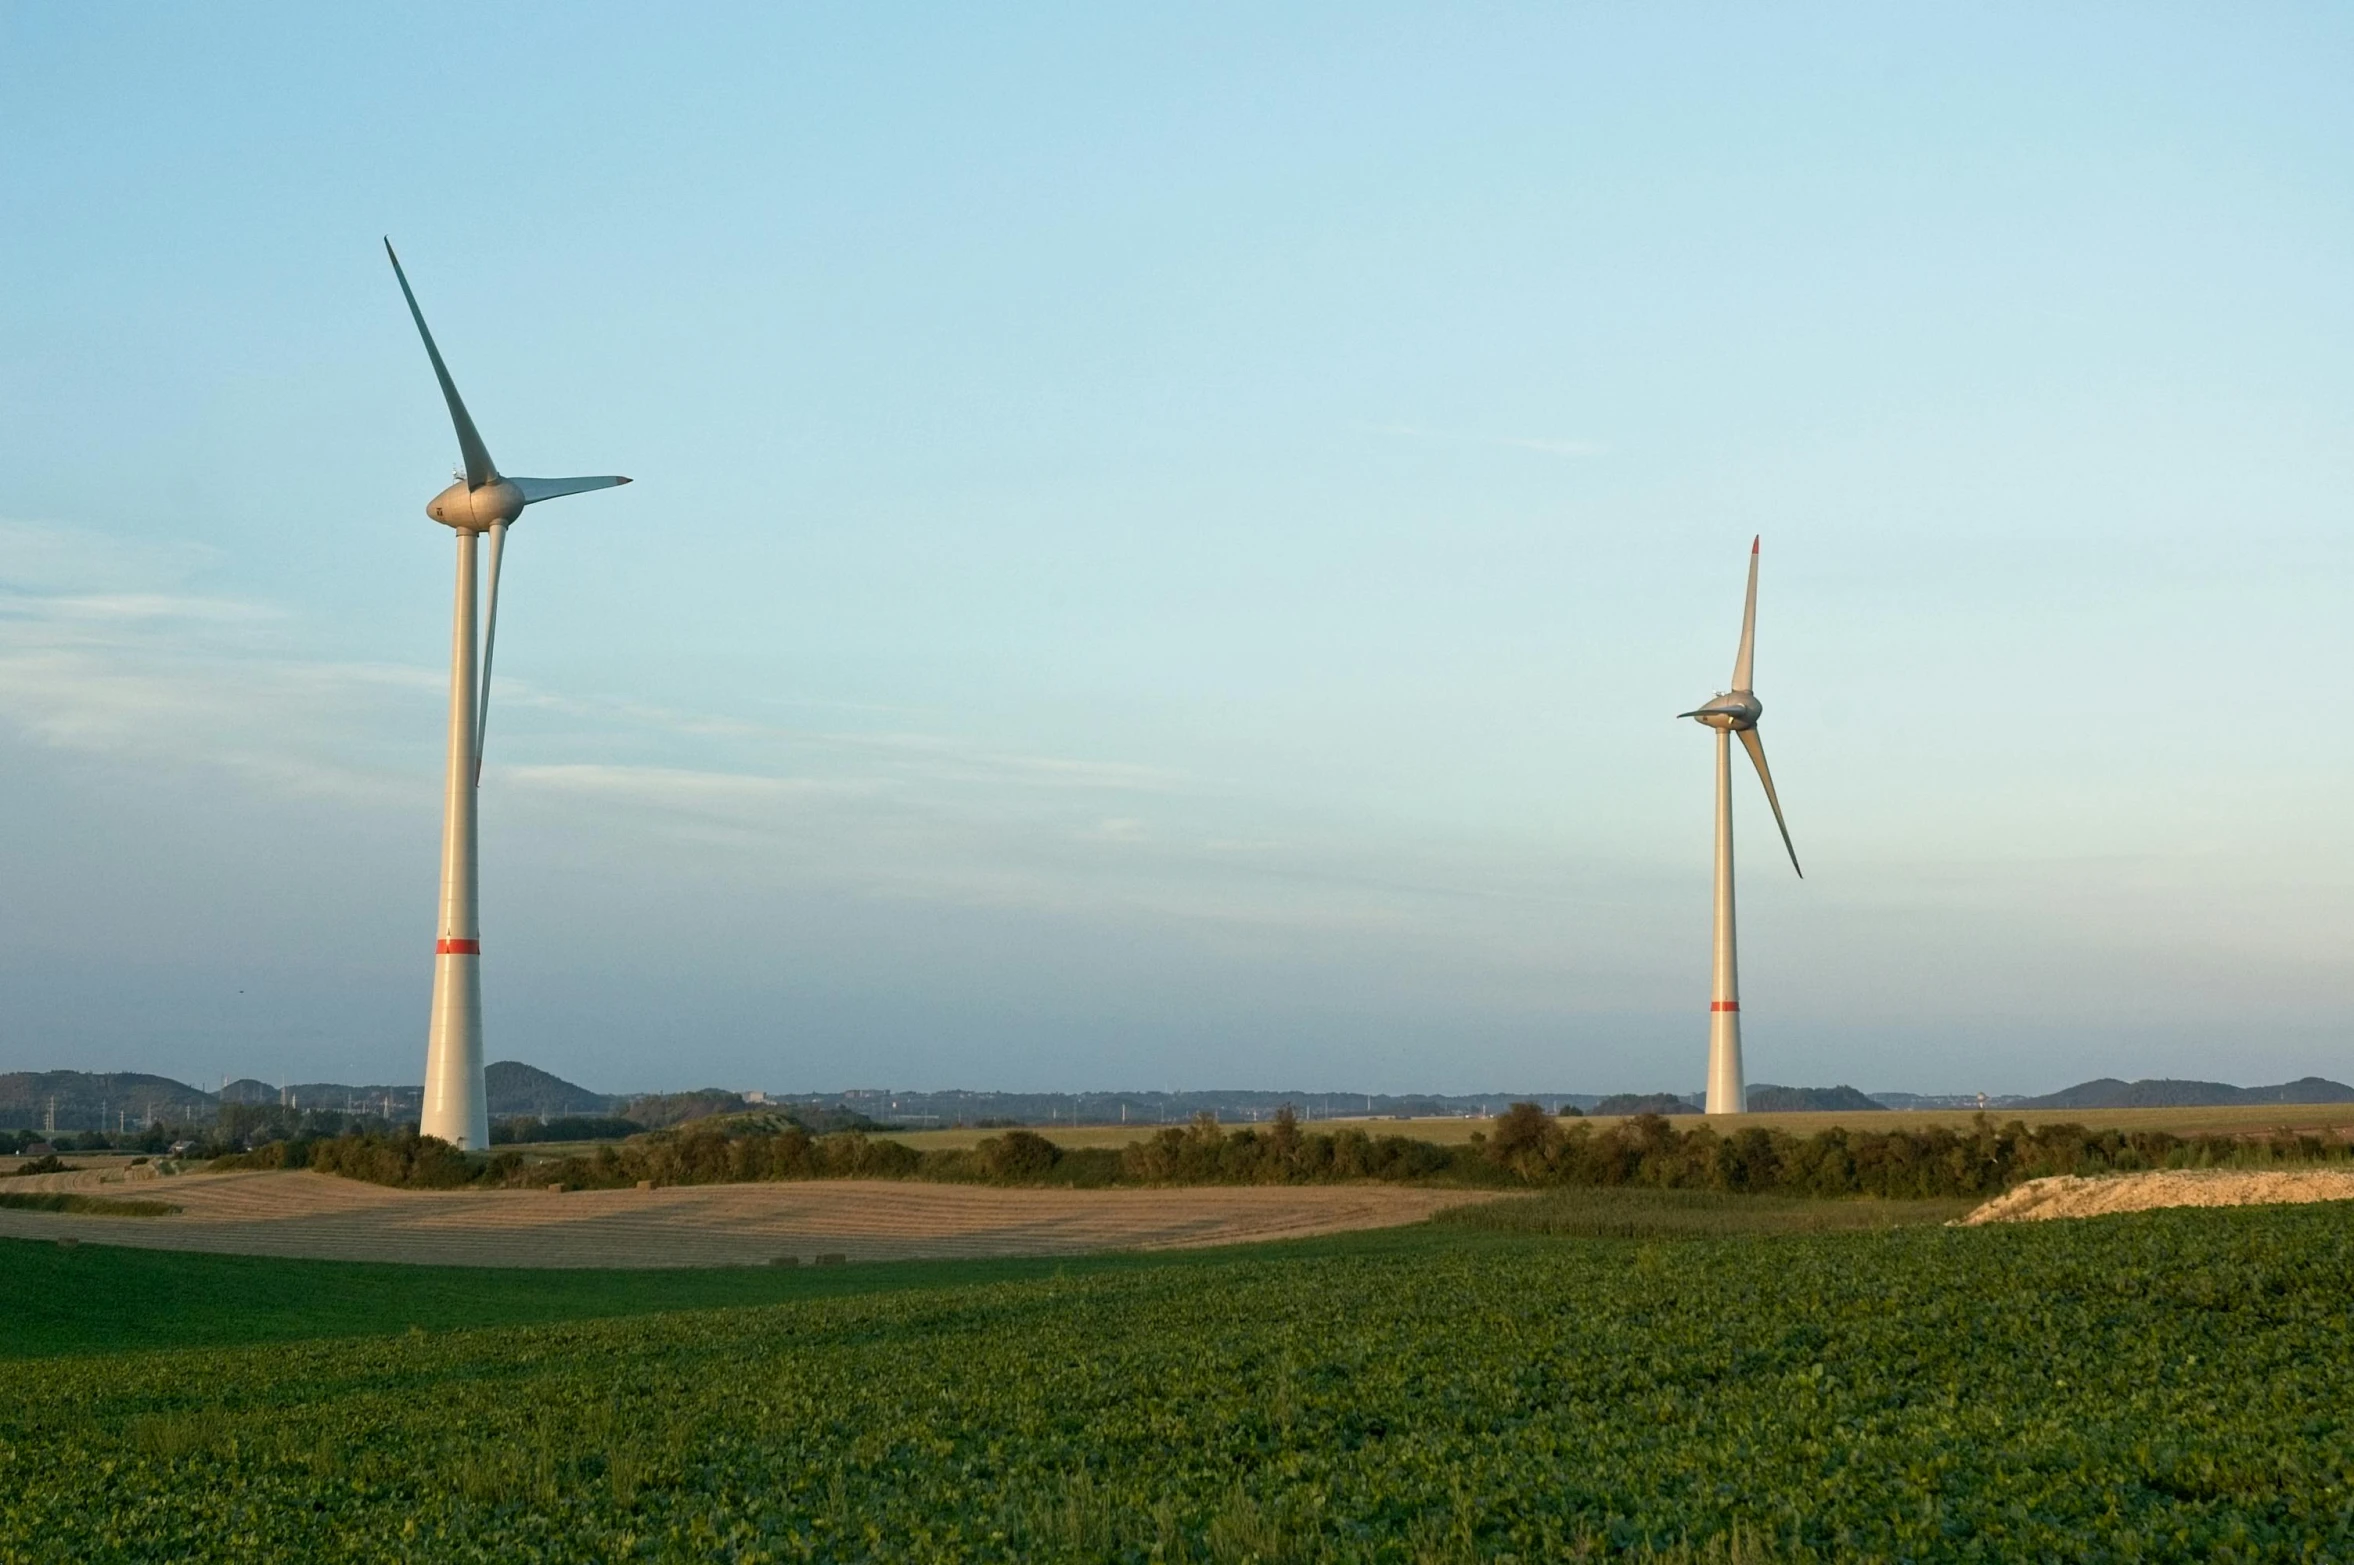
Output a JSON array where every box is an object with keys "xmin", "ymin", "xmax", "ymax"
[
  {"xmin": 1436, "ymin": 1185, "xmax": 1973, "ymax": 1238},
  {"xmin": 0, "ymin": 1189, "xmax": 1971, "ymax": 1360},
  {"xmin": 0, "ymin": 1192, "xmax": 179, "ymax": 1218}
]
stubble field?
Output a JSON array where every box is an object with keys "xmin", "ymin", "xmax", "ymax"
[{"xmin": 0, "ymin": 1168, "xmax": 1479, "ymax": 1268}]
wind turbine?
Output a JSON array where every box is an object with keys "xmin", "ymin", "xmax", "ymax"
[
  {"xmin": 1679, "ymin": 537, "xmax": 1801, "ymax": 1116},
  {"xmin": 386, "ymin": 240, "xmax": 630, "ymax": 1149}
]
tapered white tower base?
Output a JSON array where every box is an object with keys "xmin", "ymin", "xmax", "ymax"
[
  {"xmin": 420, "ymin": 528, "xmax": 488, "ymax": 1149},
  {"xmin": 1704, "ymin": 725, "xmax": 1744, "ymax": 1115}
]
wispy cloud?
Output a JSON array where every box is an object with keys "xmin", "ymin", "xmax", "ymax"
[
  {"xmin": 4, "ymin": 590, "xmax": 280, "ymax": 625},
  {"xmin": 0, "ymin": 520, "xmax": 1643, "ymax": 949},
  {"xmin": 490, "ymin": 688, "xmax": 1177, "ymax": 793},
  {"xmin": 1371, "ymin": 423, "xmax": 1608, "ymax": 459},
  {"xmin": 507, "ymin": 762, "xmax": 883, "ymax": 808},
  {"xmin": 0, "ymin": 520, "xmax": 222, "ymax": 594},
  {"xmin": 0, "ymin": 523, "xmax": 431, "ymax": 803},
  {"xmin": 0, "ymin": 520, "xmax": 1234, "ymax": 918}
]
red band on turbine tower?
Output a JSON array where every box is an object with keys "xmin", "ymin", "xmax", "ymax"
[
  {"xmin": 436, "ymin": 938, "xmax": 481, "ymax": 955},
  {"xmin": 1710, "ymin": 1000, "xmax": 1739, "ymax": 1012}
]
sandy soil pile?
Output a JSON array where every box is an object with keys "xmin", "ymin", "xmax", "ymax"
[
  {"xmin": 0, "ymin": 1168, "xmax": 1481, "ymax": 1267},
  {"xmin": 1960, "ymin": 1167, "xmax": 2354, "ymax": 1225}
]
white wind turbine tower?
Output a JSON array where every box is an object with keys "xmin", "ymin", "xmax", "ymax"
[
  {"xmin": 387, "ymin": 240, "xmax": 630, "ymax": 1149},
  {"xmin": 1679, "ymin": 538, "xmax": 1802, "ymax": 1116}
]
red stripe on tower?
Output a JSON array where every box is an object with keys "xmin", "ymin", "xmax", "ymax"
[
  {"xmin": 436, "ymin": 938, "xmax": 481, "ymax": 955},
  {"xmin": 1710, "ymin": 1000, "xmax": 1739, "ymax": 1012}
]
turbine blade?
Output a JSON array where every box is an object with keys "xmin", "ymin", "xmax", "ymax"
[
  {"xmin": 1737, "ymin": 726, "xmax": 1801, "ymax": 878},
  {"xmin": 1730, "ymin": 535, "xmax": 1760, "ymax": 690},
  {"xmin": 512, "ymin": 475, "xmax": 632, "ymax": 505},
  {"xmin": 384, "ymin": 239, "xmax": 499, "ymax": 489},
  {"xmin": 475, "ymin": 520, "xmax": 506, "ymax": 785}
]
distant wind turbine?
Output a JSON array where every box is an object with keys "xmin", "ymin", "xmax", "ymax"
[
  {"xmin": 1678, "ymin": 538, "xmax": 1802, "ymax": 1116},
  {"xmin": 386, "ymin": 240, "xmax": 630, "ymax": 1149}
]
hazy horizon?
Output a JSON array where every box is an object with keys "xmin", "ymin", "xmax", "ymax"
[
  {"xmin": 4, "ymin": 6, "xmax": 2350, "ymax": 1098},
  {"xmin": 15, "ymin": 1056, "xmax": 2350, "ymax": 1114}
]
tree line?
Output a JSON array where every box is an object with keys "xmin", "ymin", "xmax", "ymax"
[{"xmin": 211, "ymin": 1103, "xmax": 2352, "ymax": 1199}]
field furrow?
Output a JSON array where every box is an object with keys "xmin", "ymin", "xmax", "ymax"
[{"xmin": 0, "ymin": 1169, "xmax": 1484, "ymax": 1266}]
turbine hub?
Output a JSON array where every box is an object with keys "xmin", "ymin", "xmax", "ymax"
[
  {"xmin": 1685, "ymin": 690, "xmax": 1762, "ymax": 731},
  {"xmin": 426, "ymin": 479, "xmax": 525, "ymax": 532}
]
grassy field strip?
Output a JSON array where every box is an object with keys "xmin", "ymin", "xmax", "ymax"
[
  {"xmin": 0, "ymin": 1170, "xmax": 1484, "ymax": 1268},
  {"xmin": 1443, "ymin": 1186, "xmax": 1975, "ymax": 1237},
  {"xmin": 0, "ymin": 1232, "xmax": 1294, "ymax": 1359},
  {"xmin": 0, "ymin": 1191, "xmax": 179, "ymax": 1217},
  {"xmin": 876, "ymin": 1100, "xmax": 2354, "ymax": 1152}
]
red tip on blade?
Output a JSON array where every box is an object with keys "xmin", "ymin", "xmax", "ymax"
[{"xmin": 1751, "ymin": 535, "xmax": 1760, "ymax": 553}]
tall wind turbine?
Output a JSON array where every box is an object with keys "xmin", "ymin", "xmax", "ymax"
[
  {"xmin": 1679, "ymin": 538, "xmax": 1802, "ymax": 1116},
  {"xmin": 387, "ymin": 240, "xmax": 630, "ymax": 1150}
]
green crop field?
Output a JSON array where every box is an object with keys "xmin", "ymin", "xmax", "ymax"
[
  {"xmin": 3, "ymin": 1197, "xmax": 2350, "ymax": 1561},
  {"xmin": 1435, "ymin": 1186, "xmax": 1974, "ymax": 1239}
]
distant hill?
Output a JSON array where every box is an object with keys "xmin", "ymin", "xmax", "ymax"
[
  {"xmin": 0, "ymin": 1061, "xmax": 618, "ymax": 1131},
  {"xmin": 1593, "ymin": 1093, "xmax": 1701, "ymax": 1117},
  {"xmin": 52, "ymin": 1067, "xmax": 2338, "ymax": 1135},
  {"xmin": 487, "ymin": 1061, "xmax": 619, "ymax": 1118},
  {"xmin": 2235, "ymin": 1077, "xmax": 2354, "ymax": 1104},
  {"xmin": 1746, "ymin": 1084, "xmax": 1885, "ymax": 1113},
  {"xmin": 187, "ymin": 1062, "xmax": 613, "ymax": 1119},
  {"xmin": 2020, "ymin": 1076, "xmax": 2354, "ymax": 1110},
  {"xmin": 0, "ymin": 1071, "xmax": 216, "ymax": 1131},
  {"xmin": 225, "ymin": 1078, "xmax": 422, "ymax": 1114}
]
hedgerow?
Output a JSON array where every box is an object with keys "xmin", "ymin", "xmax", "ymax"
[{"xmin": 222, "ymin": 1104, "xmax": 2351, "ymax": 1201}]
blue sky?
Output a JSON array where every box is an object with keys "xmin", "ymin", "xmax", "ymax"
[{"xmin": 2, "ymin": 4, "xmax": 2350, "ymax": 1097}]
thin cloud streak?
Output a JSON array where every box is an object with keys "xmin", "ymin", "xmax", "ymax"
[
  {"xmin": 0, "ymin": 522, "xmax": 1287, "ymax": 929},
  {"xmin": 1371, "ymin": 423, "xmax": 1609, "ymax": 459}
]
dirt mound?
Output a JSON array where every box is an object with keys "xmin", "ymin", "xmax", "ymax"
[
  {"xmin": 0, "ymin": 1169, "xmax": 1482, "ymax": 1268},
  {"xmin": 1960, "ymin": 1167, "xmax": 2354, "ymax": 1225}
]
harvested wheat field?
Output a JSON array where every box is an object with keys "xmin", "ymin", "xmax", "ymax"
[
  {"xmin": 0, "ymin": 1168, "xmax": 1485, "ymax": 1267},
  {"xmin": 1959, "ymin": 1166, "xmax": 2354, "ymax": 1225}
]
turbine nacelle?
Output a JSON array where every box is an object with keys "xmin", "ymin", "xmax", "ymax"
[
  {"xmin": 1681, "ymin": 691, "xmax": 1762, "ymax": 731},
  {"xmin": 1686, "ymin": 537, "xmax": 1800, "ymax": 880},
  {"xmin": 426, "ymin": 478, "xmax": 526, "ymax": 532}
]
